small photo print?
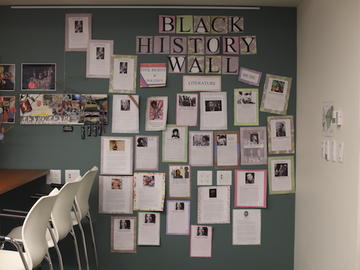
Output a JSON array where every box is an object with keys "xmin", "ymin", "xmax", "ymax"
[
  {"xmin": 193, "ymin": 135, "xmax": 210, "ymax": 146},
  {"xmin": 196, "ymin": 226, "xmax": 208, "ymax": 236},
  {"xmin": 96, "ymin": 47, "xmax": 105, "ymax": 60},
  {"xmin": 205, "ymin": 100, "xmax": 222, "ymax": 112},
  {"xmin": 136, "ymin": 137, "xmax": 148, "ymax": 147},
  {"xmin": 171, "ymin": 128, "xmax": 180, "ymax": 139},
  {"xmin": 120, "ymin": 99, "xmax": 130, "ymax": 111},
  {"xmin": 250, "ymin": 133, "xmax": 259, "ymax": 144},
  {"xmin": 275, "ymin": 121, "xmax": 287, "ymax": 137},
  {"xmin": 22, "ymin": 64, "xmax": 56, "ymax": 90},
  {"xmin": 109, "ymin": 140, "xmax": 125, "ymax": 151},
  {"xmin": 237, "ymin": 90, "xmax": 255, "ymax": 104},
  {"xmin": 74, "ymin": 20, "xmax": 83, "ymax": 33},
  {"xmin": 175, "ymin": 202, "xmax": 185, "ymax": 210},
  {"xmin": 179, "ymin": 95, "xmax": 196, "ymax": 107},
  {"xmin": 119, "ymin": 219, "xmax": 131, "ymax": 229},
  {"xmin": 245, "ymin": 172, "xmax": 255, "ymax": 184},
  {"xmin": 171, "ymin": 168, "xmax": 184, "ymax": 179},
  {"xmin": 149, "ymin": 100, "xmax": 164, "ymax": 120},
  {"xmin": 270, "ymin": 79, "xmax": 285, "ymax": 93},
  {"xmin": 216, "ymin": 134, "xmax": 227, "ymax": 146},
  {"xmin": 243, "ymin": 210, "xmax": 249, "ymax": 218},
  {"xmin": 274, "ymin": 163, "xmax": 288, "ymax": 177},
  {"xmin": 143, "ymin": 175, "xmax": 155, "ymax": 187},
  {"xmin": 144, "ymin": 213, "xmax": 156, "ymax": 224},
  {"xmin": 111, "ymin": 178, "xmax": 122, "ymax": 190},
  {"xmin": 209, "ymin": 188, "xmax": 217, "ymax": 198},
  {"xmin": 119, "ymin": 62, "xmax": 128, "ymax": 74},
  {"xmin": 0, "ymin": 64, "xmax": 15, "ymax": 90}
]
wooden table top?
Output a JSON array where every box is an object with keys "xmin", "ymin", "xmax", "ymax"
[{"xmin": 0, "ymin": 169, "xmax": 49, "ymax": 195}]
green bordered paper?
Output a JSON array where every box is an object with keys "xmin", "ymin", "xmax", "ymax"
[{"xmin": 109, "ymin": 55, "xmax": 137, "ymax": 93}]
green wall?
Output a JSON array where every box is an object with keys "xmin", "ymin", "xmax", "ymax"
[{"xmin": 0, "ymin": 6, "xmax": 296, "ymax": 270}]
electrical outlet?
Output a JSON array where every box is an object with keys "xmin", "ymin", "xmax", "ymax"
[
  {"xmin": 47, "ymin": 169, "xmax": 61, "ymax": 184},
  {"xmin": 65, "ymin": 170, "xmax": 81, "ymax": 183}
]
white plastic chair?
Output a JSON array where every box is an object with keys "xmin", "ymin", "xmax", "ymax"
[
  {"xmin": 0, "ymin": 190, "xmax": 58, "ymax": 270},
  {"xmin": 6, "ymin": 177, "xmax": 84, "ymax": 270},
  {"xmin": 71, "ymin": 166, "xmax": 99, "ymax": 270}
]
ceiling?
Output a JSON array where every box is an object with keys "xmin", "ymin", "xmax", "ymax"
[{"xmin": 0, "ymin": 0, "xmax": 300, "ymax": 7}]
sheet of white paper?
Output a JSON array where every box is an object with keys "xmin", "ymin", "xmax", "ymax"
[
  {"xmin": 200, "ymin": 92, "xmax": 227, "ymax": 130},
  {"xmin": 269, "ymin": 117, "xmax": 293, "ymax": 153},
  {"xmin": 234, "ymin": 170, "xmax": 266, "ymax": 208},
  {"xmin": 240, "ymin": 127, "xmax": 267, "ymax": 165},
  {"xmin": 215, "ymin": 133, "xmax": 239, "ymax": 167},
  {"xmin": 137, "ymin": 212, "xmax": 160, "ymax": 246},
  {"xmin": 66, "ymin": 14, "xmax": 91, "ymax": 51},
  {"xmin": 270, "ymin": 159, "xmax": 293, "ymax": 192},
  {"xmin": 169, "ymin": 165, "xmax": 191, "ymax": 198},
  {"xmin": 46, "ymin": 170, "xmax": 61, "ymax": 184},
  {"xmin": 99, "ymin": 176, "xmax": 133, "ymax": 214},
  {"xmin": 112, "ymin": 95, "xmax": 139, "ymax": 133},
  {"xmin": 100, "ymin": 136, "xmax": 133, "ymax": 175},
  {"xmin": 261, "ymin": 75, "xmax": 291, "ymax": 114},
  {"xmin": 216, "ymin": 170, "xmax": 232, "ymax": 186},
  {"xmin": 145, "ymin": 96, "xmax": 168, "ymax": 131},
  {"xmin": 176, "ymin": 93, "xmax": 198, "ymax": 126},
  {"xmin": 166, "ymin": 200, "xmax": 190, "ymax": 235},
  {"xmin": 197, "ymin": 171, "xmax": 212, "ymax": 186},
  {"xmin": 234, "ymin": 89, "xmax": 258, "ymax": 125},
  {"xmin": 233, "ymin": 209, "xmax": 261, "ymax": 245},
  {"xmin": 190, "ymin": 225, "xmax": 212, "ymax": 257},
  {"xmin": 198, "ymin": 186, "xmax": 230, "ymax": 224},
  {"xmin": 133, "ymin": 172, "xmax": 165, "ymax": 211},
  {"xmin": 162, "ymin": 125, "xmax": 187, "ymax": 162},
  {"xmin": 86, "ymin": 40, "xmax": 113, "ymax": 78},
  {"xmin": 189, "ymin": 131, "xmax": 213, "ymax": 166},
  {"xmin": 112, "ymin": 217, "xmax": 136, "ymax": 252},
  {"xmin": 110, "ymin": 55, "xmax": 137, "ymax": 92},
  {"xmin": 65, "ymin": 170, "xmax": 80, "ymax": 183},
  {"xmin": 135, "ymin": 136, "xmax": 159, "ymax": 170}
]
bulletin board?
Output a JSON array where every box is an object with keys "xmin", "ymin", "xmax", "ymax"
[{"xmin": 0, "ymin": 6, "xmax": 296, "ymax": 270}]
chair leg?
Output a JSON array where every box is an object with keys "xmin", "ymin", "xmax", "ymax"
[
  {"xmin": 45, "ymin": 251, "xmax": 54, "ymax": 270},
  {"xmin": 70, "ymin": 227, "xmax": 82, "ymax": 270},
  {"xmin": 47, "ymin": 225, "xmax": 64, "ymax": 270},
  {"xmin": 87, "ymin": 212, "xmax": 99, "ymax": 270},
  {"xmin": 76, "ymin": 220, "xmax": 90, "ymax": 270}
]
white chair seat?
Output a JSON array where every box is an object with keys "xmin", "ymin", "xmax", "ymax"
[
  {"xmin": 7, "ymin": 226, "xmax": 56, "ymax": 248},
  {"xmin": 0, "ymin": 249, "xmax": 31, "ymax": 270}
]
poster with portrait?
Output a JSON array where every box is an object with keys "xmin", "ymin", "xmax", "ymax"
[
  {"xmin": 214, "ymin": 131, "xmax": 240, "ymax": 169},
  {"xmin": 233, "ymin": 209, "xmax": 261, "ymax": 245},
  {"xmin": 189, "ymin": 131, "xmax": 213, "ymax": 167},
  {"xmin": 0, "ymin": 64, "xmax": 15, "ymax": 91},
  {"xmin": 260, "ymin": 74, "xmax": 292, "ymax": 115},
  {"xmin": 168, "ymin": 165, "xmax": 191, "ymax": 199},
  {"xmin": 135, "ymin": 136, "xmax": 159, "ymax": 171},
  {"xmin": 109, "ymin": 55, "xmax": 137, "ymax": 93},
  {"xmin": 162, "ymin": 125, "xmax": 188, "ymax": 162},
  {"xmin": 234, "ymin": 88, "xmax": 258, "ymax": 126},
  {"xmin": 0, "ymin": 96, "xmax": 16, "ymax": 123},
  {"xmin": 98, "ymin": 176, "xmax": 133, "ymax": 214},
  {"xmin": 268, "ymin": 156, "xmax": 295, "ymax": 194},
  {"xmin": 176, "ymin": 93, "xmax": 198, "ymax": 126},
  {"xmin": 166, "ymin": 200, "xmax": 191, "ymax": 235},
  {"xmin": 139, "ymin": 63, "xmax": 167, "ymax": 87},
  {"xmin": 268, "ymin": 116, "xmax": 295, "ymax": 154},
  {"xmin": 133, "ymin": 172, "xmax": 165, "ymax": 211},
  {"xmin": 86, "ymin": 40, "xmax": 114, "ymax": 78},
  {"xmin": 240, "ymin": 127, "xmax": 267, "ymax": 165},
  {"xmin": 65, "ymin": 13, "xmax": 92, "ymax": 51},
  {"xmin": 21, "ymin": 64, "xmax": 56, "ymax": 91},
  {"xmin": 190, "ymin": 225, "xmax": 212, "ymax": 258},
  {"xmin": 234, "ymin": 170, "xmax": 267, "ymax": 208},
  {"xmin": 145, "ymin": 96, "xmax": 168, "ymax": 131},
  {"xmin": 112, "ymin": 95, "xmax": 139, "ymax": 133},
  {"xmin": 200, "ymin": 92, "xmax": 227, "ymax": 130},
  {"xmin": 100, "ymin": 136, "xmax": 133, "ymax": 175},
  {"xmin": 138, "ymin": 212, "xmax": 160, "ymax": 246},
  {"xmin": 111, "ymin": 216, "xmax": 136, "ymax": 253}
]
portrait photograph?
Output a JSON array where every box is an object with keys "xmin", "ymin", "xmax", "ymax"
[
  {"xmin": 205, "ymin": 100, "xmax": 222, "ymax": 111},
  {"xmin": 193, "ymin": 135, "xmax": 210, "ymax": 146},
  {"xmin": 136, "ymin": 137, "xmax": 148, "ymax": 147},
  {"xmin": 179, "ymin": 95, "xmax": 196, "ymax": 107},
  {"xmin": 120, "ymin": 99, "xmax": 130, "ymax": 111},
  {"xmin": 111, "ymin": 178, "xmax": 122, "ymax": 190},
  {"xmin": 21, "ymin": 63, "xmax": 56, "ymax": 91},
  {"xmin": 0, "ymin": 64, "xmax": 15, "ymax": 91},
  {"xmin": 143, "ymin": 175, "xmax": 155, "ymax": 187}
]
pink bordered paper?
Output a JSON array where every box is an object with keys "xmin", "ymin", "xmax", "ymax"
[{"xmin": 234, "ymin": 169, "xmax": 267, "ymax": 208}]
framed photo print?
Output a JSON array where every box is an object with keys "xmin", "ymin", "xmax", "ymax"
[
  {"xmin": 234, "ymin": 88, "xmax": 259, "ymax": 126},
  {"xmin": 0, "ymin": 96, "xmax": 16, "ymax": 123},
  {"xmin": 260, "ymin": 74, "xmax": 292, "ymax": 115},
  {"xmin": 214, "ymin": 131, "xmax": 240, "ymax": 169},
  {"xmin": 240, "ymin": 126, "xmax": 267, "ymax": 165},
  {"xmin": 109, "ymin": 55, "xmax": 137, "ymax": 93},
  {"xmin": 268, "ymin": 156, "xmax": 295, "ymax": 194},
  {"xmin": 111, "ymin": 216, "xmax": 136, "ymax": 253},
  {"xmin": 268, "ymin": 116, "xmax": 295, "ymax": 154},
  {"xmin": 168, "ymin": 165, "xmax": 191, "ymax": 199},
  {"xmin": 21, "ymin": 64, "xmax": 56, "ymax": 91},
  {"xmin": 0, "ymin": 64, "xmax": 15, "ymax": 91},
  {"xmin": 65, "ymin": 13, "xmax": 92, "ymax": 51},
  {"xmin": 86, "ymin": 40, "xmax": 114, "ymax": 78}
]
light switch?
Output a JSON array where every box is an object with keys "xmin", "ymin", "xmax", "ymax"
[
  {"xmin": 65, "ymin": 170, "xmax": 81, "ymax": 183},
  {"xmin": 47, "ymin": 169, "xmax": 61, "ymax": 184}
]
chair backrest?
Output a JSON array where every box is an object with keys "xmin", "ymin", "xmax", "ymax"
[
  {"xmin": 75, "ymin": 166, "xmax": 98, "ymax": 220},
  {"xmin": 22, "ymin": 190, "xmax": 59, "ymax": 269},
  {"xmin": 51, "ymin": 177, "xmax": 82, "ymax": 241}
]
